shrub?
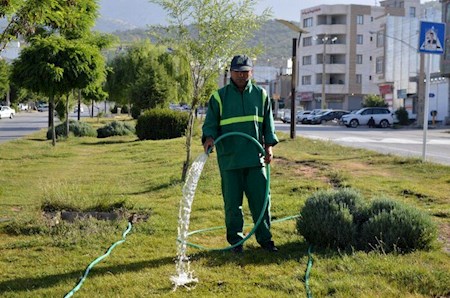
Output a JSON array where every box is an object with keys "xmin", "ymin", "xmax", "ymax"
[
  {"xmin": 121, "ymin": 105, "xmax": 129, "ymax": 114},
  {"xmin": 96, "ymin": 121, "xmax": 135, "ymax": 138},
  {"xmin": 46, "ymin": 120, "xmax": 96, "ymax": 139},
  {"xmin": 110, "ymin": 104, "xmax": 118, "ymax": 114},
  {"xmin": 360, "ymin": 199, "xmax": 437, "ymax": 253},
  {"xmin": 395, "ymin": 107, "xmax": 410, "ymax": 125},
  {"xmin": 131, "ymin": 105, "xmax": 141, "ymax": 119},
  {"xmin": 136, "ymin": 108, "xmax": 189, "ymax": 140},
  {"xmin": 296, "ymin": 189, "xmax": 363, "ymax": 249},
  {"xmin": 297, "ymin": 190, "xmax": 437, "ymax": 253}
]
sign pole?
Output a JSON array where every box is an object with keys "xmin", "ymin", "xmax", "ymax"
[
  {"xmin": 422, "ymin": 54, "xmax": 431, "ymax": 161},
  {"xmin": 418, "ymin": 21, "xmax": 445, "ymax": 162}
]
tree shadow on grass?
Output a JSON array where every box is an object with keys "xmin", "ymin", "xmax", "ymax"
[
  {"xmin": 0, "ymin": 256, "xmax": 174, "ymax": 295},
  {"xmin": 79, "ymin": 138, "xmax": 140, "ymax": 146}
]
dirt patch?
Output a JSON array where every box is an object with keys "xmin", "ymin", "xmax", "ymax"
[
  {"xmin": 438, "ymin": 223, "xmax": 450, "ymax": 253},
  {"xmin": 43, "ymin": 210, "xmax": 149, "ymax": 226}
]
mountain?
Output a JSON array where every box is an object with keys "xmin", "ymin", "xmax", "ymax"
[{"xmin": 95, "ymin": 0, "xmax": 167, "ymax": 32}]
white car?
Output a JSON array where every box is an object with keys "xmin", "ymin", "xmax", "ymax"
[
  {"xmin": 18, "ymin": 103, "xmax": 29, "ymax": 111},
  {"xmin": 74, "ymin": 106, "xmax": 84, "ymax": 113},
  {"xmin": 0, "ymin": 106, "xmax": 15, "ymax": 119},
  {"xmin": 341, "ymin": 107, "xmax": 394, "ymax": 128}
]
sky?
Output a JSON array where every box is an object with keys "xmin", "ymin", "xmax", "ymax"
[{"xmin": 98, "ymin": 0, "xmax": 382, "ymax": 28}]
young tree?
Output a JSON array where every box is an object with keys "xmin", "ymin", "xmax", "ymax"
[{"xmin": 150, "ymin": 0, "xmax": 271, "ymax": 181}]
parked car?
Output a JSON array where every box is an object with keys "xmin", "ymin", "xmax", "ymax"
[
  {"xmin": 37, "ymin": 104, "xmax": 49, "ymax": 112},
  {"xmin": 74, "ymin": 106, "xmax": 84, "ymax": 113},
  {"xmin": 0, "ymin": 106, "xmax": 16, "ymax": 119},
  {"xmin": 296, "ymin": 110, "xmax": 311, "ymax": 123},
  {"xmin": 310, "ymin": 110, "xmax": 350, "ymax": 124},
  {"xmin": 302, "ymin": 109, "xmax": 330, "ymax": 124},
  {"xmin": 281, "ymin": 109, "xmax": 292, "ymax": 123},
  {"xmin": 18, "ymin": 103, "xmax": 29, "ymax": 111},
  {"xmin": 341, "ymin": 107, "xmax": 394, "ymax": 128}
]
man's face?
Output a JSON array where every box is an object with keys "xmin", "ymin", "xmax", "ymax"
[{"xmin": 231, "ymin": 70, "xmax": 252, "ymax": 89}]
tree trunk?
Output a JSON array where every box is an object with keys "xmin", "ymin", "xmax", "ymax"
[
  {"xmin": 50, "ymin": 95, "xmax": 56, "ymax": 146},
  {"xmin": 181, "ymin": 109, "xmax": 195, "ymax": 182},
  {"xmin": 77, "ymin": 89, "xmax": 81, "ymax": 121},
  {"xmin": 65, "ymin": 93, "xmax": 70, "ymax": 137}
]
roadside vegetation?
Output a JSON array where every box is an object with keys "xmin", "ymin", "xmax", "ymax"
[{"xmin": 0, "ymin": 118, "xmax": 449, "ymax": 297}]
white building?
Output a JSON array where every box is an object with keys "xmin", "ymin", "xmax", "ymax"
[{"xmin": 295, "ymin": 0, "xmax": 449, "ymax": 123}]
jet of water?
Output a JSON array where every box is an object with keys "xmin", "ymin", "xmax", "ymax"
[{"xmin": 171, "ymin": 153, "xmax": 208, "ymax": 290}]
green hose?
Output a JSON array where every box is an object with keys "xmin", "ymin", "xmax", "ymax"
[
  {"xmin": 64, "ymin": 222, "xmax": 132, "ymax": 298},
  {"xmin": 184, "ymin": 132, "xmax": 270, "ymax": 251}
]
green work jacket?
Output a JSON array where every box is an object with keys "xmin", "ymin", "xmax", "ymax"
[{"xmin": 202, "ymin": 80, "xmax": 279, "ymax": 171}]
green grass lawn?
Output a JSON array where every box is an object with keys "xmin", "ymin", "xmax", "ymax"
[{"xmin": 0, "ymin": 121, "xmax": 449, "ymax": 297}]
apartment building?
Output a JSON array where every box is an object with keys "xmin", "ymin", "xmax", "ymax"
[{"xmin": 296, "ymin": 0, "xmax": 422, "ymax": 111}]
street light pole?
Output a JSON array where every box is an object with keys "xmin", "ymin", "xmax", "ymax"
[
  {"xmin": 275, "ymin": 19, "xmax": 308, "ymax": 139},
  {"xmin": 320, "ymin": 36, "xmax": 337, "ymax": 109},
  {"xmin": 321, "ymin": 37, "xmax": 327, "ymax": 109},
  {"xmin": 291, "ymin": 38, "xmax": 297, "ymax": 139}
]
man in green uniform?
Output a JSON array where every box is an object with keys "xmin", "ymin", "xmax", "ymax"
[{"xmin": 202, "ymin": 54, "xmax": 279, "ymax": 253}]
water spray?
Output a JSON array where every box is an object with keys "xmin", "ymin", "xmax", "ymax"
[{"xmin": 171, "ymin": 132, "xmax": 270, "ymax": 289}]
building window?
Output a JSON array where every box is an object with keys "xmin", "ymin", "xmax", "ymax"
[
  {"xmin": 316, "ymin": 54, "xmax": 324, "ymax": 64},
  {"xmin": 316, "ymin": 74, "xmax": 323, "ymax": 84},
  {"xmin": 369, "ymin": 75, "xmax": 372, "ymax": 80},
  {"xmin": 356, "ymin": 55, "xmax": 363, "ymax": 64},
  {"xmin": 409, "ymin": 7, "xmax": 416, "ymax": 17},
  {"xmin": 303, "ymin": 17, "xmax": 313, "ymax": 28},
  {"xmin": 357, "ymin": 34, "xmax": 363, "ymax": 45},
  {"xmin": 302, "ymin": 56, "xmax": 312, "ymax": 65},
  {"xmin": 356, "ymin": 15, "xmax": 364, "ymax": 24},
  {"xmin": 376, "ymin": 57, "xmax": 384, "ymax": 74},
  {"xmin": 356, "ymin": 74, "xmax": 362, "ymax": 84},
  {"xmin": 302, "ymin": 75, "xmax": 311, "ymax": 85},
  {"xmin": 376, "ymin": 32, "xmax": 384, "ymax": 47},
  {"xmin": 303, "ymin": 36, "xmax": 312, "ymax": 46}
]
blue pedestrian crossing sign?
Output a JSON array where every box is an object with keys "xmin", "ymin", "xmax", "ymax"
[{"xmin": 419, "ymin": 21, "xmax": 445, "ymax": 54}]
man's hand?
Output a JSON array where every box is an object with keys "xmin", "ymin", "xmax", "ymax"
[
  {"xmin": 264, "ymin": 145, "xmax": 273, "ymax": 164},
  {"xmin": 203, "ymin": 137, "xmax": 215, "ymax": 154}
]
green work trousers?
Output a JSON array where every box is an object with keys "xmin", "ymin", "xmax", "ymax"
[{"xmin": 220, "ymin": 166, "xmax": 272, "ymax": 245}]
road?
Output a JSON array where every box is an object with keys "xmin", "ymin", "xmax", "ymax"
[
  {"xmin": 275, "ymin": 122, "xmax": 450, "ymax": 166},
  {"xmin": 0, "ymin": 110, "xmax": 92, "ymax": 143},
  {"xmin": 1, "ymin": 113, "xmax": 449, "ymax": 166}
]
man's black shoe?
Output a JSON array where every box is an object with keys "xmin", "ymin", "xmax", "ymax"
[
  {"xmin": 231, "ymin": 245, "xmax": 243, "ymax": 254},
  {"xmin": 261, "ymin": 241, "xmax": 278, "ymax": 252}
]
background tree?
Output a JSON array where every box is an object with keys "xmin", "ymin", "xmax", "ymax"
[
  {"xmin": 0, "ymin": 0, "xmax": 98, "ymax": 49},
  {"xmin": 0, "ymin": 59, "xmax": 9, "ymax": 100},
  {"xmin": 363, "ymin": 94, "xmax": 388, "ymax": 107},
  {"xmin": 11, "ymin": 35, "xmax": 106, "ymax": 146},
  {"xmin": 150, "ymin": 0, "xmax": 271, "ymax": 181},
  {"xmin": 105, "ymin": 41, "xmax": 190, "ymax": 112}
]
